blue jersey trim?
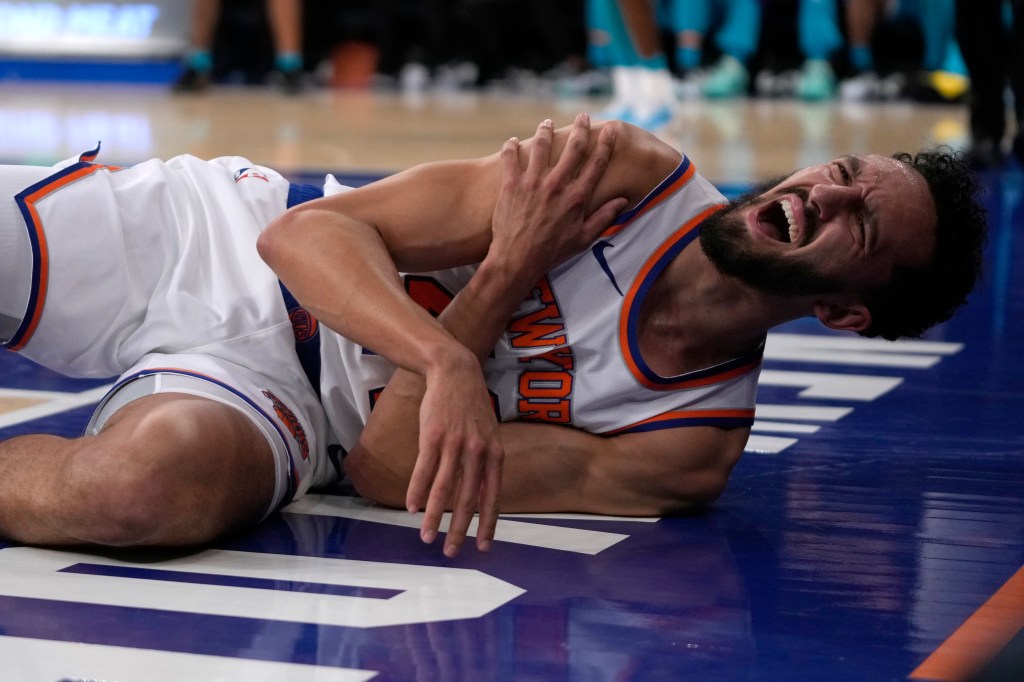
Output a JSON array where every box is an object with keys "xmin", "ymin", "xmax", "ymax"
[
  {"xmin": 281, "ymin": 183, "xmax": 326, "ymax": 398},
  {"xmin": 614, "ymin": 415, "xmax": 755, "ymax": 434},
  {"xmin": 606, "ymin": 155, "xmax": 692, "ymax": 230}
]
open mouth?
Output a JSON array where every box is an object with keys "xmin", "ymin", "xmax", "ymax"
[{"xmin": 757, "ymin": 197, "xmax": 800, "ymax": 244}]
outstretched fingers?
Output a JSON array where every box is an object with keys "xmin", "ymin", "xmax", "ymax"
[
  {"xmin": 443, "ymin": 434, "xmax": 486, "ymax": 557},
  {"xmin": 552, "ymin": 112, "xmax": 594, "ymax": 182},
  {"xmin": 411, "ymin": 425, "xmax": 502, "ymax": 558},
  {"xmin": 475, "ymin": 439, "xmax": 504, "ymax": 552},
  {"xmin": 407, "ymin": 426, "xmax": 443, "ymax": 534},
  {"xmin": 421, "ymin": 436, "xmax": 460, "ymax": 546}
]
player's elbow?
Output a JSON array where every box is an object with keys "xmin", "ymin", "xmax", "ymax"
[
  {"xmin": 656, "ymin": 464, "xmax": 735, "ymax": 515},
  {"xmin": 257, "ymin": 208, "xmax": 303, "ymax": 270},
  {"xmin": 344, "ymin": 445, "xmax": 407, "ymax": 509},
  {"xmin": 693, "ymin": 469, "xmax": 731, "ymax": 507}
]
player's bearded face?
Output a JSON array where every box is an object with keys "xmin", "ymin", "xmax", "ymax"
[{"xmin": 699, "ymin": 175, "xmax": 845, "ymax": 297}]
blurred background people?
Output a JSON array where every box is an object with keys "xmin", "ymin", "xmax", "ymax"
[
  {"xmin": 839, "ymin": 0, "xmax": 969, "ymax": 103},
  {"xmin": 669, "ymin": 0, "xmax": 763, "ymax": 99},
  {"xmin": 587, "ymin": 0, "xmax": 679, "ymax": 130},
  {"xmin": 174, "ymin": 0, "xmax": 305, "ymax": 94},
  {"xmin": 956, "ymin": 0, "xmax": 1024, "ymax": 167}
]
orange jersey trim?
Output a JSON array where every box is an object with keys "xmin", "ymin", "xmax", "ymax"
[
  {"xmin": 8, "ymin": 157, "xmax": 121, "ymax": 351},
  {"xmin": 607, "ymin": 408, "xmax": 756, "ymax": 435}
]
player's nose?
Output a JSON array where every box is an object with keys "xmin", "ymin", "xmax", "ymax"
[{"xmin": 808, "ymin": 184, "xmax": 862, "ymax": 223}]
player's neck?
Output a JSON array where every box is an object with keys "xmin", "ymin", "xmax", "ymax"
[{"xmin": 637, "ymin": 243, "xmax": 807, "ymax": 375}]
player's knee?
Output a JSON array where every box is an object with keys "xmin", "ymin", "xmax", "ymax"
[
  {"xmin": 90, "ymin": 467, "xmax": 181, "ymax": 546},
  {"xmin": 64, "ymin": 443, "xmax": 197, "ymax": 546},
  {"xmin": 345, "ymin": 446, "xmax": 406, "ymax": 509},
  {"xmin": 65, "ymin": 403, "xmax": 234, "ymax": 545}
]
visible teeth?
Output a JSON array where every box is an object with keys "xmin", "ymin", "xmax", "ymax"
[{"xmin": 781, "ymin": 198, "xmax": 798, "ymax": 243}]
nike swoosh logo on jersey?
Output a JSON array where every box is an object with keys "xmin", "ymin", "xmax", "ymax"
[{"xmin": 592, "ymin": 240, "xmax": 623, "ymax": 296}]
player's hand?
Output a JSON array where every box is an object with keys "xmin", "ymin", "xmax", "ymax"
[
  {"xmin": 489, "ymin": 113, "xmax": 627, "ymax": 283},
  {"xmin": 407, "ymin": 347, "xmax": 503, "ymax": 558}
]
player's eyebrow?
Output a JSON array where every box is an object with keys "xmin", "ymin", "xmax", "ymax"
[{"xmin": 842, "ymin": 154, "xmax": 862, "ymax": 178}]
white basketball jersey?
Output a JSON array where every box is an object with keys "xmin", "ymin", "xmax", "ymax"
[{"xmin": 320, "ymin": 155, "xmax": 764, "ymax": 451}]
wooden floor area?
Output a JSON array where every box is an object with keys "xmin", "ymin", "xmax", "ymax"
[{"xmin": 0, "ymin": 81, "xmax": 971, "ymax": 184}]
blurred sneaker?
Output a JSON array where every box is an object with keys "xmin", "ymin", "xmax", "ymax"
[
  {"xmin": 796, "ymin": 60, "xmax": 836, "ymax": 101},
  {"xmin": 755, "ymin": 69, "xmax": 798, "ymax": 98},
  {"xmin": 839, "ymin": 71, "xmax": 880, "ymax": 101},
  {"xmin": 627, "ymin": 103, "xmax": 674, "ymax": 132},
  {"xmin": 912, "ymin": 70, "xmax": 969, "ymax": 104},
  {"xmin": 434, "ymin": 61, "xmax": 479, "ymax": 91},
  {"xmin": 754, "ymin": 69, "xmax": 780, "ymax": 97},
  {"xmin": 595, "ymin": 100, "xmax": 631, "ymax": 122},
  {"xmin": 172, "ymin": 67, "xmax": 210, "ymax": 93},
  {"xmin": 673, "ymin": 72, "xmax": 702, "ymax": 100},
  {"xmin": 553, "ymin": 68, "xmax": 611, "ymax": 98},
  {"xmin": 702, "ymin": 55, "xmax": 748, "ymax": 98},
  {"xmin": 399, "ymin": 62, "xmax": 431, "ymax": 93},
  {"xmin": 273, "ymin": 68, "xmax": 303, "ymax": 95},
  {"xmin": 878, "ymin": 72, "xmax": 906, "ymax": 100}
]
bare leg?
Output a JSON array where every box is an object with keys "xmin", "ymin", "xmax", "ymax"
[
  {"xmin": 267, "ymin": 0, "xmax": 303, "ymax": 55},
  {"xmin": 189, "ymin": 0, "xmax": 222, "ymax": 51},
  {"xmin": 615, "ymin": 0, "xmax": 661, "ymax": 59},
  {"xmin": 844, "ymin": 0, "xmax": 883, "ymax": 49},
  {"xmin": 0, "ymin": 393, "xmax": 276, "ymax": 547}
]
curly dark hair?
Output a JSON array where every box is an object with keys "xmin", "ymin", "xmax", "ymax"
[{"xmin": 858, "ymin": 148, "xmax": 988, "ymax": 341}]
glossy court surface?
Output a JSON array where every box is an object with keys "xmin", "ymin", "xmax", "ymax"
[{"xmin": 0, "ymin": 85, "xmax": 1021, "ymax": 681}]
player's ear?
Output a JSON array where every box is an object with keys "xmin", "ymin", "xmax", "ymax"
[{"xmin": 812, "ymin": 300, "xmax": 872, "ymax": 333}]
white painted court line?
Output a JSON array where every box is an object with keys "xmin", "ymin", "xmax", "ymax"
[
  {"xmin": 0, "ymin": 384, "xmax": 111, "ymax": 428},
  {"xmin": 0, "ymin": 634, "xmax": 376, "ymax": 682},
  {"xmin": 284, "ymin": 495, "xmax": 634, "ymax": 555}
]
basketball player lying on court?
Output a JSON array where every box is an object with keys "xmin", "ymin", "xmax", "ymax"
[{"xmin": 0, "ymin": 115, "xmax": 985, "ymax": 558}]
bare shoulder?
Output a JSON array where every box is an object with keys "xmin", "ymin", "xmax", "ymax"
[
  {"xmin": 599, "ymin": 119, "xmax": 681, "ymax": 162},
  {"xmin": 590, "ymin": 120, "xmax": 686, "ymax": 205}
]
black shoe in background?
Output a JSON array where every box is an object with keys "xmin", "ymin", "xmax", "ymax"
[
  {"xmin": 271, "ymin": 69, "xmax": 304, "ymax": 95},
  {"xmin": 173, "ymin": 67, "xmax": 211, "ymax": 93}
]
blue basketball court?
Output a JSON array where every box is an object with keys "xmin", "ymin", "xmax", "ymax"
[{"xmin": 0, "ymin": 166, "xmax": 1020, "ymax": 682}]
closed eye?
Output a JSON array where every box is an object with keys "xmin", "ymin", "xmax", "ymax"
[{"xmin": 835, "ymin": 162, "xmax": 867, "ymax": 248}]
